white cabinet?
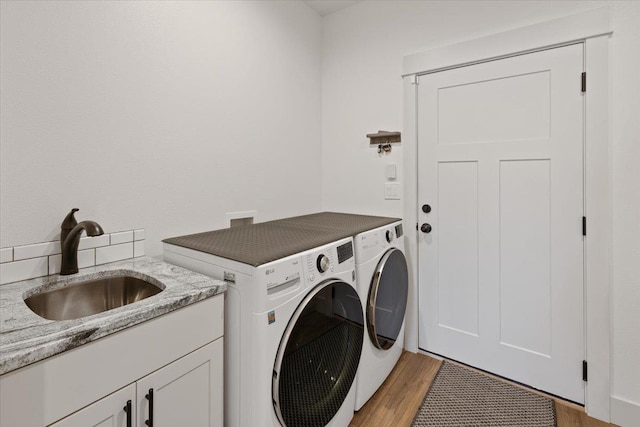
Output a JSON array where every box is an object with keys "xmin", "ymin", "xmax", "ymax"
[
  {"xmin": 51, "ymin": 339, "xmax": 223, "ymax": 427},
  {"xmin": 136, "ymin": 339, "xmax": 223, "ymax": 427},
  {"xmin": 1, "ymin": 295, "xmax": 224, "ymax": 427},
  {"xmin": 50, "ymin": 385, "xmax": 136, "ymax": 427}
]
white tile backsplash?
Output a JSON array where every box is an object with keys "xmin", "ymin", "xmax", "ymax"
[
  {"xmin": 0, "ymin": 248, "xmax": 13, "ymax": 264},
  {"xmin": 0, "ymin": 257, "xmax": 49, "ymax": 285},
  {"xmin": 49, "ymin": 249, "xmax": 96, "ymax": 275},
  {"xmin": 134, "ymin": 229, "xmax": 145, "ymax": 241},
  {"xmin": 110, "ymin": 231, "xmax": 134, "ymax": 245},
  {"xmin": 134, "ymin": 240, "xmax": 145, "ymax": 258},
  {"xmin": 13, "ymin": 241, "xmax": 60, "ymax": 261},
  {"xmin": 0, "ymin": 228, "xmax": 144, "ymax": 285},
  {"xmin": 78, "ymin": 234, "xmax": 110, "ymax": 250},
  {"xmin": 96, "ymin": 243, "xmax": 134, "ymax": 266}
]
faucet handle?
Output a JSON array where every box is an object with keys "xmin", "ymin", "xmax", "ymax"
[
  {"xmin": 61, "ymin": 208, "xmax": 80, "ymax": 245},
  {"xmin": 62, "ymin": 208, "xmax": 80, "ymax": 231}
]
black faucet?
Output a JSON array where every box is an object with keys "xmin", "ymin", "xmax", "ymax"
[{"xmin": 60, "ymin": 208, "xmax": 104, "ymax": 275}]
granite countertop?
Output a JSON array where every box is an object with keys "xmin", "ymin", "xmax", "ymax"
[{"xmin": 0, "ymin": 257, "xmax": 226, "ymax": 375}]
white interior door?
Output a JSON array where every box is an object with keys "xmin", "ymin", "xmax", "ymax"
[{"xmin": 417, "ymin": 43, "xmax": 585, "ymax": 403}]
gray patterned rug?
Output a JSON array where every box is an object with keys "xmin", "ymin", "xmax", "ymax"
[{"xmin": 412, "ymin": 362, "xmax": 556, "ymax": 427}]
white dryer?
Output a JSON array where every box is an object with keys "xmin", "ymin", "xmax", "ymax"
[
  {"xmin": 353, "ymin": 221, "xmax": 408, "ymax": 411},
  {"xmin": 164, "ymin": 236, "xmax": 364, "ymax": 427}
]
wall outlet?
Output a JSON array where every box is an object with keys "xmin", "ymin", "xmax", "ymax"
[
  {"xmin": 226, "ymin": 210, "xmax": 257, "ymax": 227},
  {"xmin": 384, "ymin": 183, "xmax": 401, "ymax": 200}
]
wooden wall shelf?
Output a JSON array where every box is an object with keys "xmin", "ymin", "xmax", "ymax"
[{"xmin": 367, "ymin": 130, "xmax": 401, "ymax": 153}]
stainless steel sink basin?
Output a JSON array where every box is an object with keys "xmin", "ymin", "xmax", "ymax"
[{"xmin": 24, "ymin": 276, "xmax": 163, "ymax": 321}]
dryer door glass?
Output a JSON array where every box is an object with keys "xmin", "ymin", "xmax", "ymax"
[
  {"xmin": 367, "ymin": 248, "xmax": 409, "ymax": 350},
  {"xmin": 273, "ymin": 280, "xmax": 364, "ymax": 427}
]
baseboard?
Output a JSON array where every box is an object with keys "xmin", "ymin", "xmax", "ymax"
[{"xmin": 611, "ymin": 396, "xmax": 640, "ymax": 427}]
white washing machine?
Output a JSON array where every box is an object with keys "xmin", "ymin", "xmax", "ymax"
[
  {"xmin": 353, "ymin": 221, "xmax": 408, "ymax": 411},
  {"xmin": 164, "ymin": 236, "xmax": 364, "ymax": 427}
]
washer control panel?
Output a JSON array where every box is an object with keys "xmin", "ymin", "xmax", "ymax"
[
  {"xmin": 316, "ymin": 254, "xmax": 330, "ymax": 273},
  {"xmin": 306, "ymin": 251, "xmax": 335, "ymax": 281},
  {"xmin": 303, "ymin": 239, "xmax": 354, "ymax": 283}
]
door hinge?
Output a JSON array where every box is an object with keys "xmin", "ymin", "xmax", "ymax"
[
  {"xmin": 581, "ymin": 72, "xmax": 587, "ymax": 92},
  {"xmin": 583, "ymin": 360, "xmax": 588, "ymax": 381},
  {"xmin": 582, "ymin": 216, "xmax": 587, "ymax": 236}
]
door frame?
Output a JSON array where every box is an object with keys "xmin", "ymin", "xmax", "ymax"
[{"xmin": 402, "ymin": 7, "xmax": 611, "ymax": 421}]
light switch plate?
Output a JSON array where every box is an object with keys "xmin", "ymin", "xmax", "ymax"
[
  {"xmin": 384, "ymin": 183, "xmax": 401, "ymax": 200},
  {"xmin": 386, "ymin": 163, "xmax": 397, "ymax": 180}
]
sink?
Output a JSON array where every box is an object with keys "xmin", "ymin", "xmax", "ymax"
[{"xmin": 24, "ymin": 276, "xmax": 163, "ymax": 321}]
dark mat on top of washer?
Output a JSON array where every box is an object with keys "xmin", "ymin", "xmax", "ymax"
[
  {"xmin": 273, "ymin": 212, "xmax": 400, "ymax": 235},
  {"xmin": 163, "ymin": 212, "xmax": 399, "ymax": 267},
  {"xmin": 412, "ymin": 362, "xmax": 556, "ymax": 427},
  {"xmin": 163, "ymin": 222, "xmax": 345, "ymax": 266}
]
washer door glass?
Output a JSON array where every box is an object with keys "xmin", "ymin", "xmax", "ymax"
[
  {"xmin": 273, "ymin": 279, "xmax": 364, "ymax": 427},
  {"xmin": 367, "ymin": 248, "xmax": 408, "ymax": 350}
]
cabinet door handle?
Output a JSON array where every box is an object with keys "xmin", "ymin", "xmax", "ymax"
[
  {"xmin": 123, "ymin": 400, "xmax": 132, "ymax": 427},
  {"xmin": 145, "ymin": 389, "xmax": 154, "ymax": 427}
]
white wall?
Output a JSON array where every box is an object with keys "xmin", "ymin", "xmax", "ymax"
[
  {"xmin": 609, "ymin": 1, "xmax": 640, "ymax": 421},
  {"xmin": 321, "ymin": 0, "xmax": 640, "ymax": 419},
  {"xmin": 0, "ymin": 0, "xmax": 322, "ymax": 257}
]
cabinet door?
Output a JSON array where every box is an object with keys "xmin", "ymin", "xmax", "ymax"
[
  {"xmin": 49, "ymin": 384, "xmax": 135, "ymax": 427},
  {"xmin": 137, "ymin": 338, "xmax": 223, "ymax": 427}
]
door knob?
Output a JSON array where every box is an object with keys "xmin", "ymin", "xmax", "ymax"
[
  {"xmin": 422, "ymin": 204, "xmax": 431, "ymax": 213},
  {"xmin": 420, "ymin": 223, "xmax": 432, "ymax": 233}
]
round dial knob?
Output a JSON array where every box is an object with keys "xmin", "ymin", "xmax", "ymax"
[
  {"xmin": 386, "ymin": 230, "xmax": 394, "ymax": 243},
  {"xmin": 421, "ymin": 223, "xmax": 432, "ymax": 233},
  {"xmin": 316, "ymin": 255, "xmax": 330, "ymax": 273}
]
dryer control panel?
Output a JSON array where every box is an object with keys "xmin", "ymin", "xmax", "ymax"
[
  {"xmin": 385, "ymin": 223, "xmax": 403, "ymax": 243},
  {"xmin": 354, "ymin": 221, "xmax": 404, "ymax": 264}
]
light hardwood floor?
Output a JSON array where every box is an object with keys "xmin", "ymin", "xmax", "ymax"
[{"xmin": 350, "ymin": 351, "xmax": 616, "ymax": 427}]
